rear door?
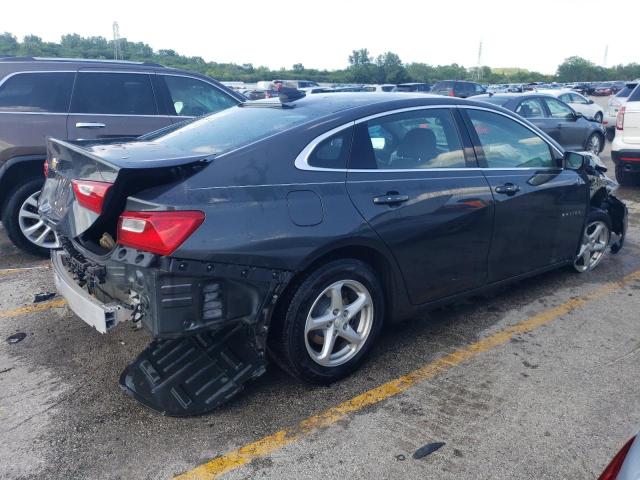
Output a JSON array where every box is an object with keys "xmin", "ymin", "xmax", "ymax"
[
  {"xmin": 345, "ymin": 107, "xmax": 494, "ymax": 305},
  {"xmin": 153, "ymin": 74, "xmax": 239, "ymax": 123},
  {"xmin": 67, "ymin": 70, "xmax": 171, "ymax": 141},
  {"xmin": 461, "ymin": 107, "xmax": 588, "ymax": 282}
]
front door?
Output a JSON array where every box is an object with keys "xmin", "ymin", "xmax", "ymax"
[
  {"xmin": 67, "ymin": 71, "xmax": 171, "ymax": 141},
  {"xmin": 462, "ymin": 108, "xmax": 588, "ymax": 282},
  {"xmin": 346, "ymin": 107, "xmax": 494, "ymax": 305}
]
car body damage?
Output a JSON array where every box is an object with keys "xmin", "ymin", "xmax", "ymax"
[
  {"xmin": 52, "ymin": 234, "xmax": 292, "ymax": 415},
  {"xmin": 583, "ymin": 152, "xmax": 628, "ymax": 253}
]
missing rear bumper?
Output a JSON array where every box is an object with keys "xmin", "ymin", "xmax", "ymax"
[{"xmin": 120, "ymin": 324, "xmax": 266, "ymax": 416}]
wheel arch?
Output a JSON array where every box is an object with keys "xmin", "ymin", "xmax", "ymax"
[{"xmin": 0, "ymin": 155, "xmax": 46, "ymax": 213}]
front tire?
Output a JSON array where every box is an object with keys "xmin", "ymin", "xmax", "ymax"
[
  {"xmin": 573, "ymin": 210, "xmax": 611, "ymax": 273},
  {"xmin": 1, "ymin": 178, "xmax": 59, "ymax": 257},
  {"xmin": 594, "ymin": 111, "xmax": 603, "ymax": 123},
  {"xmin": 270, "ymin": 259, "xmax": 384, "ymax": 384}
]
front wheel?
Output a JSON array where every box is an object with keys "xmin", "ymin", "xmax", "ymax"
[
  {"xmin": 573, "ymin": 210, "xmax": 611, "ymax": 273},
  {"xmin": 270, "ymin": 259, "xmax": 384, "ymax": 384}
]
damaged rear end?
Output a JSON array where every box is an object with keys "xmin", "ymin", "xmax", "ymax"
[{"xmin": 40, "ymin": 138, "xmax": 288, "ymax": 416}]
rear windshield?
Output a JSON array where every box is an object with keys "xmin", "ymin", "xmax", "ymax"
[
  {"xmin": 617, "ymin": 84, "xmax": 638, "ymax": 98},
  {"xmin": 476, "ymin": 96, "xmax": 511, "ymax": 106},
  {"xmin": 628, "ymin": 84, "xmax": 640, "ymax": 103},
  {"xmin": 138, "ymin": 105, "xmax": 313, "ymax": 156}
]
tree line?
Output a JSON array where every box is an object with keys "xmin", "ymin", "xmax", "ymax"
[{"xmin": 1, "ymin": 33, "xmax": 639, "ymax": 85}]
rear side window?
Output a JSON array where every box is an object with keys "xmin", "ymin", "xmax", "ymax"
[
  {"xmin": 350, "ymin": 108, "xmax": 466, "ymax": 170},
  {"xmin": 544, "ymin": 98, "xmax": 574, "ymax": 119},
  {"xmin": 71, "ymin": 72, "xmax": 157, "ymax": 115},
  {"xmin": 467, "ymin": 109, "xmax": 553, "ymax": 169},
  {"xmin": 0, "ymin": 72, "xmax": 74, "ymax": 113},
  {"xmin": 308, "ymin": 128, "xmax": 353, "ymax": 168},
  {"xmin": 163, "ymin": 75, "xmax": 237, "ymax": 117},
  {"xmin": 515, "ymin": 98, "xmax": 545, "ymax": 118}
]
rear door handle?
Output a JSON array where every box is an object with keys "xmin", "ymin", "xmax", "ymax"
[
  {"xmin": 373, "ymin": 193, "xmax": 409, "ymax": 205},
  {"xmin": 494, "ymin": 183, "xmax": 520, "ymax": 195},
  {"xmin": 75, "ymin": 122, "xmax": 106, "ymax": 128}
]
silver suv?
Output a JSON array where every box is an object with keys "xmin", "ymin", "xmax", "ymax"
[{"xmin": 0, "ymin": 57, "xmax": 243, "ymax": 255}]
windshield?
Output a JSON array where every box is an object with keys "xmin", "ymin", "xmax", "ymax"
[{"xmin": 138, "ymin": 105, "xmax": 312, "ymax": 156}]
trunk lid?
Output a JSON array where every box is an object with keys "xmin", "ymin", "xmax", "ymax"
[{"xmin": 39, "ymin": 138, "xmax": 209, "ymax": 240}]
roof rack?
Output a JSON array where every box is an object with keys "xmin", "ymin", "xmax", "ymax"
[{"xmin": 0, "ymin": 56, "xmax": 164, "ymax": 67}]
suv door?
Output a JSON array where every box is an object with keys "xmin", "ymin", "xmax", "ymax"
[
  {"xmin": 67, "ymin": 71, "xmax": 171, "ymax": 140},
  {"xmin": 462, "ymin": 108, "xmax": 588, "ymax": 282},
  {"xmin": 345, "ymin": 107, "xmax": 494, "ymax": 304},
  {"xmin": 541, "ymin": 97, "xmax": 585, "ymax": 150},
  {"xmin": 154, "ymin": 74, "xmax": 239, "ymax": 123}
]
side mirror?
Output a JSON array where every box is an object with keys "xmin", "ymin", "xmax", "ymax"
[
  {"xmin": 564, "ymin": 151, "xmax": 585, "ymax": 170},
  {"xmin": 587, "ymin": 99, "xmax": 594, "ymax": 105},
  {"xmin": 573, "ymin": 111, "xmax": 583, "ymax": 120}
]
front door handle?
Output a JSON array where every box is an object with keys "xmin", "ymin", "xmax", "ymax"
[
  {"xmin": 373, "ymin": 193, "xmax": 409, "ymax": 205},
  {"xmin": 75, "ymin": 122, "xmax": 106, "ymax": 128},
  {"xmin": 494, "ymin": 183, "xmax": 520, "ymax": 195}
]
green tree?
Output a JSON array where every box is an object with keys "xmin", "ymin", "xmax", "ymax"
[
  {"xmin": 556, "ymin": 56, "xmax": 599, "ymax": 82},
  {"xmin": 374, "ymin": 51, "xmax": 407, "ymax": 84},
  {"xmin": 0, "ymin": 32, "xmax": 18, "ymax": 56}
]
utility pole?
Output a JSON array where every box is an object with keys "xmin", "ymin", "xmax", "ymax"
[
  {"xmin": 603, "ymin": 45, "xmax": 608, "ymax": 68},
  {"xmin": 476, "ymin": 41, "xmax": 483, "ymax": 81},
  {"xmin": 113, "ymin": 22, "xmax": 121, "ymax": 60}
]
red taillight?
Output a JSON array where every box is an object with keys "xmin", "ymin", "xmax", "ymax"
[
  {"xmin": 598, "ymin": 436, "xmax": 635, "ymax": 480},
  {"xmin": 616, "ymin": 106, "xmax": 625, "ymax": 130},
  {"xmin": 43, "ymin": 159, "xmax": 49, "ymax": 178},
  {"xmin": 449, "ymin": 88, "xmax": 455, "ymax": 97},
  {"xmin": 117, "ymin": 210, "xmax": 205, "ymax": 256},
  {"xmin": 72, "ymin": 180, "xmax": 112, "ymax": 214}
]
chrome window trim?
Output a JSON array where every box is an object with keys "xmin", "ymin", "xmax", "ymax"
[{"xmin": 294, "ymin": 103, "xmax": 563, "ymax": 173}]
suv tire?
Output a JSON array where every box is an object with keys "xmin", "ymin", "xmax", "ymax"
[
  {"xmin": 269, "ymin": 259, "xmax": 384, "ymax": 384},
  {"xmin": 615, "ymin": 165, "xmax": 638, "ymax": 186},
  {"xmin": 1, "ymin": 177, "xmax": 55, "ymax": 257}
]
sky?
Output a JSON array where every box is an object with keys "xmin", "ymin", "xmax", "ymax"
[{"xmin": 3, "ymin": 0, "xmax": 638, "ymax": 74}]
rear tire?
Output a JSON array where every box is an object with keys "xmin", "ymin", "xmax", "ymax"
[
  {"xmin": 269, "ymin": 259, "xmax": 384, "ymax": 384},
  {"xmin": 1, "ymin": 178, "xmax": 55, "ymax": 257},
  {"xmin": 615, "ymin": 165, "xmax": 638, "ymax": 186}
]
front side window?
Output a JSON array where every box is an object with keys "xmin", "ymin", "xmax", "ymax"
[
  {"xmin": 515, "ymin": 98, "xmax": 545, "ymax": 118},
  {"xmin": 163, "ymin": 75, "xmax": 237, "ymax": 117},
  {"xmin": 350, "ymin": 109, "xmax": 466, "ymax": 170},
  {"xmin": 570, "ymin": 93, "xmax": 588, "ymax": 104},
  {"xmin": 71, "ymin": 72, "xmax": 156, "ymax": 115},
  {"xmin": 467, "ymin": 109, "xmax": 554, "ymax": 169},
  {"xmin": 0, "ymin": 72, "xmax": 74, "ymax": 113},
  {"xmin": 544, "ymin": 97, "xmax": 574, "ymax": 119}
]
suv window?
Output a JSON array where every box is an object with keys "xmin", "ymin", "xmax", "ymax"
[
  {"xmin": 164, "ymin": 75, "xmax": 238, "ymax": 117},
  {"xmin": 350, "ymin": 108, "xmax": 466, "ymax": 170},
  {"xmin": 544, "ymin": 97, "xmax": 574, "ymax": 119},
  {"xmin": 515, "ymin": 98, "xmax": 545, "ymax": 118},
  {"xmin": 0, "ymin": 72, "xmax": 74, "ymax": 113},
  {"xmin": 473, "ymin": 83, "xmax": 485, "ymax": 94},
  {"xmin": 308, "ymin": 128, "xmax": 353, "ymax": 169},
  {"xmin": 628, "ymin": 84, "xmax": 640, "ymax": 102},
  {"xmin": 467, "ymin": 109, "xmax": 553, "ymax": 169},
  {"xmin": 71, "ymin": 72, "xmax": 157, "ymax": 115}
]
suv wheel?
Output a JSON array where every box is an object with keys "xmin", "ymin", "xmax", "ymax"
[
  {"xmin": 270, "ymin": 259, "xmax": 384, "ymax": 384},
  {"xmin": 615, "ymin": 165, "xmax": 638, "ymax": 186},
  {"xmin": 1, "ymin": 178, "xmax": 59, "ymax": 257}
]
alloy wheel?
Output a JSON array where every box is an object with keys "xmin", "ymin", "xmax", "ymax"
[
  {"xmin": 588, "ymin": 134, "xmax": 601, "ymax": 155},
  {"xmin": 304, "ymin": 280, "xmax": 374, "ymax": 367},
  {"xmin": 574, "ymin": 220, "xmax": 610, "ymax": 272},
  {"xmin": 18, "ymin": 190, "xmax": 59, "ymax": 249}
]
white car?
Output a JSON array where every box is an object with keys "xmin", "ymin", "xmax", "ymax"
[
  {"xmin": 605, "ymin": 80, "xmax": 639, "ymax": 140},
  {"xmin": 365, "ymin": 84, "xmax": 396, "ymax": 92},
  {"xmin": 612, "ymin": 83, "xmax": 640, "ymax": 185},
  {"xmin": 538, "ymin": 89, "xmax": 604, "ymax": 123}
]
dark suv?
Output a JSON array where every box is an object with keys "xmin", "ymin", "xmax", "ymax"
[
  {"xmin": 431, "ymin": 80, "xmax": 486, "ymax": 98},
  {"xmin": 0, "ymin": 57, "xmax": 243, "ymax": 255}
]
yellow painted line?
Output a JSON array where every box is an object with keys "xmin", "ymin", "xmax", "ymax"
[
  {"xmin": 175, "ymin": 269, "xmax": 640, "ymax": 480},
  {"xmin": 0, "ymin": 264, "xmax": 50, "ymax": 276},
  {"xmin": 0, "ymin": 298, "xmax": 67, "ymax": 320}
]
